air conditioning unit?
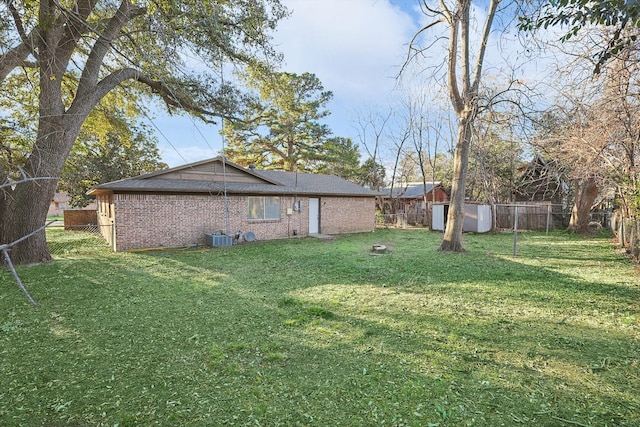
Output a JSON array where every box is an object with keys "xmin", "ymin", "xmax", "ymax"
[{"xmin": 205, "ymin": 233, "xmax": 233, "ymax": 247}]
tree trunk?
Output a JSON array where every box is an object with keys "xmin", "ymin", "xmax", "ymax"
[
  {"xmin": 0, "ymin": 116, "xmax": 79, "ymax": 264},
  {"xmin": 439, "ymin": 116, "xmax": 471, "ymax": 252},
  {"xmin": 0, "ymin": 24, "xmax": 83, "ymax": 264},
  {"xmin": 568, "ymin": 177, "xmax": 598, "ymax": 233},
  {"xmin": 631, "ymin": 219, "xmax": 639, "ymax": 259},
  {"xmin": 1, "ymin": 178, "xmax": 58, "ymax": 265}
]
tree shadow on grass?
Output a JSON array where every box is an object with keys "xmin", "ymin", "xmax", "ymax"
[
  {"xmin": 132, "ymin": 235, "xmax": 639, "ymax": 425},
  {"xmin": 167, "ymin": 232, "xmax": 639, "ymax": 310},
  {"xmin": 3, "ymin": 231, "xmax": 638, "ymax": 426},
  {"xmin": 268, "ymin": 313, "xmax": 638, "ymax": 426}
]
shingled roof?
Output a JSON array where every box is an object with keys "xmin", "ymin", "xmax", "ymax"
[
  {"xmin": 382, "ymin": 181, "xmax": 444, "ymax": 199},
  {"xmin": 89, "ymin": 157, "xmax": 380, "ymax": 198}
]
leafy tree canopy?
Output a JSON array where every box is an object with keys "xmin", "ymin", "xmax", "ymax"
[
  {"xmin": 223, "ymin": 65, "xmax": 353, "ymax": 173},
  {"xmin": 60, "ymin": 131, "xmax": 167, "ymax": 208},
  {"xmin": 0, "ymin": 0, "xmax": 288, "ymax": 265},
  {"xmin": 358, "ymin": 157, "xmax": 386, "ymax": 190},
  {"xmin": 0, "ymin": 67, "xmax": 166, "ymax": 206},
  {"xmin": 60, "ymin": 114, "xmax": 167, "ymax": 208},
  {"xmin": 519, "ymin": 0, "xmax": 640, "ymax": 72},
  {"xmin": 308, "ymin": 136, "xmax": 362, "ymax": 181}
]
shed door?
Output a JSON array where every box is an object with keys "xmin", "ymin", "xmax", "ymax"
[
  {"xmin": 432, "ymin": 204, "xmax": 446, "ymax": 231},
  {"xmin": 309, "ymin": 198, "xmax": 320, "ymax": 234}
]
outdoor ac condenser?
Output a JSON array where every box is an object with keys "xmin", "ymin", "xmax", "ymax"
[{"xmin": 205, "ymin": 233, "xmax": 233, "ymax": 247}]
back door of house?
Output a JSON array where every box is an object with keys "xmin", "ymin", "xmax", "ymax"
[{"xmin": 309, "ymin": 198, "xmax": 320, "ymax": 234}]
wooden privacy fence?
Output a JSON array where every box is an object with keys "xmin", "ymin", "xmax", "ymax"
[
  {"xmin": 494, "ymin": 204, "xmax": 570, "ymax": 231},
  {"xmin": 377, "ymin": 211, "xmax": 431, "ymax": 229},
  {"xmin": 63, "ymin": 209, "xmax": 97, "ymax": 229}
]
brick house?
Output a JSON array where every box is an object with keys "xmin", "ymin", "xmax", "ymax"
[
  {"xmin": 88, "ymin": 157, "xmax": 380, "ymax": 251},
  {"xmin": 48, "ymin": 192, "xmax": 70, "ymax": 217},
  {"xmin": 513, "ymin": 156, "xmax": 566, "ymax": 203}
]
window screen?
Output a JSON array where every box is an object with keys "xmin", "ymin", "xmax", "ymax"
[{"xmin": 248, "ymin": 196, "xmax": 280, "ymax": 220}]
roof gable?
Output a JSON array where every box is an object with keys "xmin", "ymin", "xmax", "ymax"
[
  {"xmin": 253, "ymin": 170, "xmax": 380, "ymax": 196},
  {"xmin": 89, "ymin": 157, "xmax": 381, "ymax": 197},
  {"xmin": 139, "ymin": 157, "xmax": 280, "ymax": 185}
]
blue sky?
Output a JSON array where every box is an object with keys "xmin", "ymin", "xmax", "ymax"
[{"xmin": 151, "ymin": 0, "xmax": 545, "ymax": 168}]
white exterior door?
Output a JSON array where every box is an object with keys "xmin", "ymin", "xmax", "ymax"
[{"xmin": 308, "ymin": 198, "xmax": 320, "ymax": 234}]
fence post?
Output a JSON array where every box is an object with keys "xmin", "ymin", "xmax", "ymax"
[
  {"xmin": 513, "ymin": 205, "xmax": 519, "ymax": 257},
  {"xmin": 111, "ymin": 222, "xmax": 116, "ymax": 252},
  {"xmin": 546, "ymin": 204, "xmax": 551, "ymax": 234},
  {"xmin": 492, "ymin": 204, "xmax": 496, "ymax": 232}
]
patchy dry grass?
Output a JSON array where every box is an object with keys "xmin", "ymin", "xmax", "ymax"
[{"xmin": 1, "ymin": 229, "xmax": 638, "ymax": 426}]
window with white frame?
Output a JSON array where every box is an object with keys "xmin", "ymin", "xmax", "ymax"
[{"xmin": 248, "ymin": 196, "xmax": 280, "ymax": 220}]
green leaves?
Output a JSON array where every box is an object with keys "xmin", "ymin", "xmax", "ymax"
[
  {"xmin": 45, "ymin": 84, "xmax": 168, "ymax": 208},
  {"xmin": 223, "ymin": 67, "xmax": 352, "ymax": 173},
  {"xmin": 519, "ymin": 0, "xmax": 640, "ymax": 73}
]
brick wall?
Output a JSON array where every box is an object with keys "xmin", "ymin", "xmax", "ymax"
[
  {"xmin": 111, "ymin": 193, "xmax": 376, "ymax": 251},
  {"xmin": 320, "ymin": 197, "xmax": 376, "ymax": 234},
  {"xmin": 113, "ymin": 193, "xmax": 302, "ymax": 251}
]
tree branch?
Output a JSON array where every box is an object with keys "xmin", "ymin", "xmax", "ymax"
[
  {"xmin": 446, "ymin": 7, "xmax": 463, "ymax": 113},
  {"xmin": 471, "ymin": 0, "xmax": 500, "ymax": 93},
  {"xmin": 0, "ymin": 33, "xmax": 37, "ymax": 82},
  {"xmin": 75, "ymin": 0, "xmax": 146, "ymax": 102},
  {"xmin": 6, "ymin": 0, "xmax": 28, "ymax": 43},
  {"xmin": 67, "ymin": 67, "xmax": 217, "ymax": 130},
  {"xmin": 0, "ymin": 168, "xmax": 57, "ymax": 190},
  {"xmin": 461, "ymin": 0, "xmax": 471, "ymax": 95},
  {"xmin": 399, "ymin": 19, "xmax": 444, "ymax": 78},
  {"xmin": 53, "ymin": 0, "xmax": 99, "ymax": 52}
]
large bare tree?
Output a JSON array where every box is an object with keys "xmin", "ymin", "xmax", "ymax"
[
  {"xmin": 407, "ymin": 0, "xmax": 501, "ymax": 251},
  {"xmin": 531, "ymin": 28, "xmax": 640, "ymax": 238},
  {"xmin": 0, "ymin": 0, "xmax": 286, "ymax": 265}
]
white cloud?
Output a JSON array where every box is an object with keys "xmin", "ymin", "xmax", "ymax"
[
  {"xmin": 275, "ymin": 0, "xmax": 416, "ymax": 101},
  {"xmin": 153, "ymin": 0, "xmax": 564, "ymax": 168}
]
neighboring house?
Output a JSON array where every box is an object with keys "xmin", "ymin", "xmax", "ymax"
[
  {"xmin": 88, "ymin": 157, "xmax": 381, "ymax": 251},
  {"xmin": 513, "ymin": 156, "xmax": 566, "ymax": 203},
  {"xmin": 378, "ymin": 181, "xmax": 449, "ymax": 228},
  {"xmin": 48, "ymin": 192, "xmax": 96, "ymax": 217},
  {"xmin": 48, "ymin": 192, "xmax": 70, "ymax": 217},
  {"xmin": 381, "ymin": 181, "xmax": 449, "ymax": 212}
]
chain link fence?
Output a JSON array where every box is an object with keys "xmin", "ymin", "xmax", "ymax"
[
  {"xmin": 377, "ymin": 204, "xmax": 614, "ymax": 233},
  {"xmin": 376, "ymin": 211, "xmax": 431, "ymax": 229},
  {"xmin": 46, "ymin": 224, "xmax": 111, "ymax": 256}
]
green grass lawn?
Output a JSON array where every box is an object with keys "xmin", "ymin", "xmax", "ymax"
[
  {"xmin": 1, "ymin": 230, "xmax": 638, "ymax": 426},
  {"xmin": 45, "ymin": 227, "xmax": 111, "ymax": 256}
]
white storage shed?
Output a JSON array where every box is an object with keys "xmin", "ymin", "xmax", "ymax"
[{"xmin": 432, "ymin": 203, "xmax": 492, "ymax": 233}]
